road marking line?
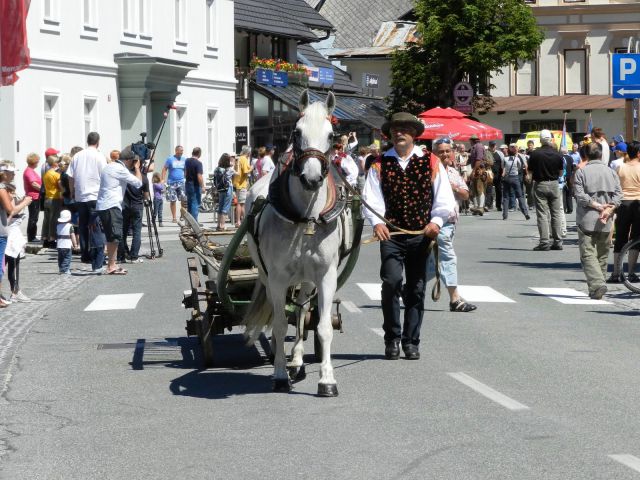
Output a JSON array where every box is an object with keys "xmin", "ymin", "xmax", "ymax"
[
  {"xmin": 357, "ymin": 283, "xmax": 381, "ymax": 301},
  {"xmin": 529, "ymin": 287, "xmax": 612, "ymax": 305},
  {"xmin": 447, "ymin": 372, "xmax": 530, "ymax": 411},
  {"xmin": 609, "ymin": 454, "xmax": 640, "ymax": 473},
  {"xmin": 371, "ymin": 328, "xmax": 385, "ymax": 338},
  {"xmin": 456, "ymin": 285, "xmax": 515, "ymax": 303},
  {"xmin": 341, "ymin": 300, "xmax": 362, "ymax": 313},
  {"xmin": 85, "ymin": 293, "xmax": 144, "ymax": 311}
]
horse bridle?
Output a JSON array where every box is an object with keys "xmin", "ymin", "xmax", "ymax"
[{"xmin": 288, "ymin": 126, "xmax": 333, "ymax": 178}]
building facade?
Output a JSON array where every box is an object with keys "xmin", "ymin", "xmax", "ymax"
[
  {"xmin": 478, "ymin": 0, "xmax": 640, "ymax": 142},
  {"xmin": 0, "ymin": 0, "xmax": 236, "ymax": 184}
]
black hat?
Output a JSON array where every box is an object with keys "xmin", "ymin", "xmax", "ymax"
[{"xmin": 381, "ymin": 112, "xmax": 425, "ymax": 138}]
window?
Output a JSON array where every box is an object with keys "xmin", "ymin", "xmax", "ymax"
[
  {"xmin": 83, "ymin": 98, "xmax": 97, "ymax": 140},
  {"xmin": 207, "ymin": 109, "xmax": 218, "ymax": 170},
  {"xmin": 515, "ymin": 59, "xmax": 537, "ymax": 95},
  {"xmin": 81, "ymin": 0, "xmax": 98, "ymax": 38},
  {"xmin": 42, "ymin": 0, "xmax": 60, "ymax": 33},
  {"xmin": 122, "ymin": 0, "xmax": 151, "ymax": 42},
  {"xmin": 206, "ymin": 0, "xmax": 217, "ymax": 47},
  {"xmin": 565, "ymin": 49, "xmax": 587, "ymax": 94},
  {"xmin": 44, "ymin": 94, "xmax": 60, "ymax": 150},
  {"xmin": 175, "ymin": 0, "xmax": 186, "ymax": 44},
  {"xmin": 175, "ymin": 106, "xmax": 187, "ymax": 148}
]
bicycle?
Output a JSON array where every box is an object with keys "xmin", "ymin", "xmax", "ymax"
[
  {"xmin": 618, "ymin": 237, "xmax": 640, "ymax": 294},
  {"xmin": 199, "ymin": 175, "xmax": 217, "ymax": 213}
]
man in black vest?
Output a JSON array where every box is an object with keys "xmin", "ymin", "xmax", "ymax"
[{"xmin": 362, "ymin": 113, "xmax": 456, "ymax": 360}]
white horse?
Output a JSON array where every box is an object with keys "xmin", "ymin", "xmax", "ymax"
[{"xmin": 243, "ymin": 90, "xmax": 341, "ymax": 396}]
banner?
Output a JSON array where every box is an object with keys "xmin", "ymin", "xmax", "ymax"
[{"xmin": 0, "ymin": 0, "xmax": 31, "ymax": 86}]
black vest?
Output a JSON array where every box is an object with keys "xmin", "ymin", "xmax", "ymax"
[{"xmin": 379, "ymin": 154, "xmax": 433, "ymax": 231}]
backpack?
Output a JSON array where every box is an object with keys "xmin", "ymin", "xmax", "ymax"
[{"xmin": 213, "ymin": 167, "xmax": 230, "ymax": 192}]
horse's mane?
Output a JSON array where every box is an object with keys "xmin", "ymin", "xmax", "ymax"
[{"xmin": 298, "ymin": 102, "xmax": 329, "ymax": 148}]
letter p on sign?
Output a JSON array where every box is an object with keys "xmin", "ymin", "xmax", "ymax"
[{"xmin": 621, "ymin": 58, "xmax": 637, "ymax": 81}]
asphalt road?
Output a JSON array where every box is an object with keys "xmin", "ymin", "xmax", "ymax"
[{"xmin": 1, "ymin": 209, "xmax": 640, "ymax": 479}]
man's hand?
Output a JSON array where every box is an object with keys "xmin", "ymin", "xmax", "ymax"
[
  {"xmin": 599, "ymin": 205, "xmax": 615, "ymax": 223},
  {"xmin": 373, "ymin": 223, "xmax": 391, "ymax": 241},
  {"xmin": 423, "ymin": 222, "xmax": 440, "ymax": 239}
]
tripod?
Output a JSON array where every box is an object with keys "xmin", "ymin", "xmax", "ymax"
[{"xmin": 144, "ymin": 199, "xmax": 163, "ymax": 258}]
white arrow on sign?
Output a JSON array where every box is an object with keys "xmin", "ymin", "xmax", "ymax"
[{"xmin": 617, "ymin": 87, "xmax": 640, "ymax": 95}]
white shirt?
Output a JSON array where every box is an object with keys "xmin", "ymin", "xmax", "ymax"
[
  {"xmin": 96, "ymin": 161, "xmax": 143, "ymax": 211},
  {"xmin": 610, "ymin": 157, "xmax": 624, "ymax": 172},
  {"xmin": 336, "ymin": 154, "xmax": 359, "ymax": 186},
  {"xmin": 258, "ymin": 156, "xmax": 275, "ymax": 177},
  {"xmin": 56, "ymin": 222, "xmax": 74, "ymax": 249},
  {"xmin": 67, "ymin": 146, "xmax": 107, "ymax": 202},
  {"xmin": 361, "ymin": 145, "xmax": 456, "ymax": 229},
  {"xmin": 597, "ymin": 138, "xmax": 610, "ymax": 166}
]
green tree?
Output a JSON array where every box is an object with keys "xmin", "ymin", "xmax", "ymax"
[{"xmin": 388, "ymin": 0, "xmax": 544, "ymax": 115}]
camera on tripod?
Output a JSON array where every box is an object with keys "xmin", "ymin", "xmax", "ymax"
[{"xmin": 131, "ymin": 132, "xmax": 156, "ymax": 162}]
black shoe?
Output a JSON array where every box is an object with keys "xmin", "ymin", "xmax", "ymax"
[
  {"xmin": 385, "ymin": 340, "xmax": 400, "ymax": 360},
  {"xmin": 525, "ymin": 214, "xmax": 531, "ymax": 220},
  {"xmin": 550, "ymin": 244, "xmax": 563, "ymax": 250},
  {"xmin": 606, "ymin": 274, "xmax": 622, "ymax": 284},
  {"xmin": 628, "ymin": 273, "xmax": 640, "ymax": 283},
  {"xmin": 402, "ymin": 344, "xmax": 420, "ymax": 360},
  {"xmin": 533, "ymin": 244, "xmax": 551, "ymax": 251}
]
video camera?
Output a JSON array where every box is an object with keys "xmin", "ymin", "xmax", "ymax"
[{"xmin": 131, "ymin": 132, "xmax": 156, "ymax": 162}]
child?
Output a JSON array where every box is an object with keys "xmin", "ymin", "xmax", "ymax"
[
  {"xmin": 152, "ymin": 172, "xmax": 164, "ymax": 227},
  {"xmin": 56, "ymin": 210, "xmax": 78, "ymax": 275},
  {"xmin": 471, "ymin": 162, "xmax": 491, "ymax": 216}
]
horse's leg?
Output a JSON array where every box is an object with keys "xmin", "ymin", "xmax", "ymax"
[
  {"xmin": 269, "ymin": 285, "xmax": 291, "ymax": 392},
  {"xmin": 316, "ymin": 268, "xmax": 338, "ymax": 397},
  {"xmin": 288, "ymin": 282, "xmax": 313, "ymax": 382}
]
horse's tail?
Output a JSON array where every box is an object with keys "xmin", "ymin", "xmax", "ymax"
[{"xmin": 242, "ymin": 278, "xmax": 273, "ymax": 344}]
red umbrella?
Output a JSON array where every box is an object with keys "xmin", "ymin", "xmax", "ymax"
[{"xmin": 416, "ymin": 107, "xmax": 503, "ymax": 141}]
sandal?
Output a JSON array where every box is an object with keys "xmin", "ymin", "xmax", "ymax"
[
  {"xmin": 450, "ymin": 299, "xmax": 477, "ymax": 312},
  {"xmin": 106, "ymin": 267, "xmax": 127, "ymax": 275}
]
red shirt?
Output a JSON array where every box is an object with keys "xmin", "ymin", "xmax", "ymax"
[{"xmin": 23, "ymin": 166, "xmax": 41, "ymax": 200}]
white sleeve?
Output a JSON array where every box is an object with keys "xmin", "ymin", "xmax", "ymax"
[
  {"xmin": 430, "ymin": 163, "xmax": 456, "ymax": 228},
  {"xmin": 117, "ymin": 164, "xmax": 143, "ymax": 188},
  {"xmin": 361, "ymin": 167, "xmax": 385, "ymax": 227}
]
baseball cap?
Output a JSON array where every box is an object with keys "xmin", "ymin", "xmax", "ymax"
[
  {"xmin": 45, "ymin": 147, "xmax": 59, "ymax": 157},
  {"xmin": 540, "ymin": 129, "xmax": 552, "ymax": 140},
  {"xmin": 488, "ymin": 141, "xmax": 496, "ymax": 146},
  {"xmin": 614, "ymin": 142, "xmax": 628, "ymax": 153},
  {"xmin": 469, "ymin": 134, "xmax": 479, "ymax": 141},
  {"xmin": 500, "ymin": 144, "xmax": 508, "ymax": 149},
  {"xmin": 57, "ymin": 210, "xmax": 72, "ymax": 223}
]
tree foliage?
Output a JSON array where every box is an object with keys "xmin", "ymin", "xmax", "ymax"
[{"xmin": 388, "ymin": 0, "xmax": 544, "ymax": 115}]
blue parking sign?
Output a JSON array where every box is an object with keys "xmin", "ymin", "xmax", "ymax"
[{"xmin": 612, "ymin": 54, "xmax": 640, "ymax": 98}]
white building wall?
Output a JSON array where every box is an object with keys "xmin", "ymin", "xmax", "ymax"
[{"xmin": 1, "ymin": 0, "xmax": 236, "ymax": 192}]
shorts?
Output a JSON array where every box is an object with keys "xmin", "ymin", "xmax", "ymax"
[
  {"xmin": 166, "ymin": 181, "xmax": 186, "ymax": 202},
  {"xmin": 217, "ymin": 189, "xmax": 232, "ymax": 214},
  {"xmin": 234, "ymin": 187, "xmax": 247, "ymax": 204},
  {"xmin": 98, "ymin": 207, "xmax": 123, "ymax": 243}
]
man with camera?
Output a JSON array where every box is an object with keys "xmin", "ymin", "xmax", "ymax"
[
  {"xmin": 95, "ymin": 148, "xmax": 143, "ymax": 275},
  {"xmin": 118, "ymin": 152, "xmax": 150, "ymax": 264}
]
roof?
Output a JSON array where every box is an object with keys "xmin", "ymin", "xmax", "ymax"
[
  {"xmin": 329, "ymin": 21, "xmax": 418, "ymax": 58},
  {"xmin": 307, "ymin": 0, "xmax": 414, "ymax": 49},
  {"xmin": 489, "ymin": 95, "xmax": 625, "ymax": 112},
  {"xmin": 296, "ymin": 44, "xmax": 359, "ymax": 93},
  {"xmin": 235, "ymin": 0, "xmax": 333, "ymax": 42},
  {"xmin": 253, "ymin": 83, "xmax": 387, "ymax": 129}
]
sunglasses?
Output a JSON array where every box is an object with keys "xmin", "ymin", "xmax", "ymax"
[{"xmin": 434, "ymin": 138, "xmax": 452, "ymax": 145}]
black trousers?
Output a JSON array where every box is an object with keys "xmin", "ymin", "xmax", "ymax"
[
  {"xmin": 613, "ymin": 200, "xmax": 640, "ymax": 253},
  {"xmin": 27, "ymin": 201, "xmax": 40, "ymax": 242},
  {"xmin": 380, "ymin": 234, "xmax": 431, "ymax": 346},
  {"xmin": 77, "ymin": 200, "xmax": 97, "ymax": 263}
]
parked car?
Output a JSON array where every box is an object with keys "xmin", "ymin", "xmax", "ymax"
[{"xmin": 515, "ymin": 130, "xmax": 573, "ymax": 151}]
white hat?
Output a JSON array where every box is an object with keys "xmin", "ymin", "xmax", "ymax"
[
  {"xmin": 0, "ymin": 164, "xmax": 17, "ymax": 172},
  {"xmin": 57, "ymin": 210, "xmax": 72, "ymax": 223},
  {"xmin": 500, "ymin": 144, "xmax": 508, "ymax": 149},
  {"xmin": 540, "ymin": 129, "xmax": 552, "ymax": 140}
]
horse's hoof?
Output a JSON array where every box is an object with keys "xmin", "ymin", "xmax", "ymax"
[
  {"xmin": 273, "ymin": 378, "xmax": 292, "ymax": 392},
  {"xmin": 288, "ymin": 365, "xmax": 306, "ymax": 383},
  {"xmin": 317, "ymin": 383, "xmax": 338, "ymax": 397}
]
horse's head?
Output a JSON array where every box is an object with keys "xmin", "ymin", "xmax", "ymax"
[{"xmin": 290, "ymin": 90, "xmax": 336, "ymax": 191}]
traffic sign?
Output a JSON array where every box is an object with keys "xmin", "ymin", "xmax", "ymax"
[
  {"xmin": 612, "ymin": 53, "xmax": 640, "ymax": 98},
  {"xmin": 453, "ymin": 81, "xmax": 473, "ymax": 105}
]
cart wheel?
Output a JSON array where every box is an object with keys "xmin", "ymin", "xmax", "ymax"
[
  {"xmin": 197, "ymin": 312, "xmax": 215, "ymax": 368},
  {"xmin": 621, "ymin": 238, "xmax": 640, "ymax": 295},
  {"xmin": 313, "ymin": 330, "xmax": 323, "ymax": 363}
]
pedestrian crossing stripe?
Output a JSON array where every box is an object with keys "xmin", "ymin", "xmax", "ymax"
[
  {"xmin": 529, "ymin": 287, "xmax": 612, "ymax": 305},
  {"xmin": 84, "ymin": 294, "xmax": 144, "ymax": 311},
  {"xmin": 356, "ymin": 284, "xmax": 515, "ymax": 303}
]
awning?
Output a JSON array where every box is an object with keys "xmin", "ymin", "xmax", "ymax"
[
  {"xmin": 489, "ymin": 95, "xmax": 624, "ymax": 112},
  {"xmin": 253, "ymin": 82, "xmax": 387, "ymax": 129}
]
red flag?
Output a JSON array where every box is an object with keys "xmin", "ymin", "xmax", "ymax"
[{"xmin": 0, "ymin": 0, "xmax": 31, "ymax": 86}]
